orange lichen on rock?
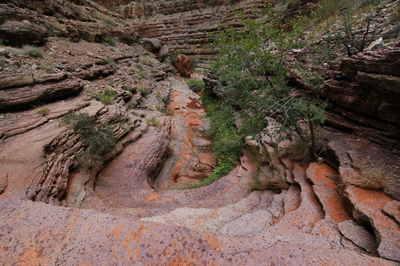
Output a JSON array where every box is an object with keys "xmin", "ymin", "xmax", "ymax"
[
  {"xmin": 145, "ymin": 193, "xmax": 160, "ymax": 202},
  {"xmin": 307, "ymin": 163, "xmax": 351, "ymax": 224},
  {"xmin": 109, "ymin": 222, "xmax": 124, "ymax": 241}
]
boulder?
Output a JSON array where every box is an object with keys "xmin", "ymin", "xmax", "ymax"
[
  {"xmin": 140, "ymin": 38, "xmax": 162, "ymax": 54},
  {"xmin": 173, "ymin": 54, "xmax": 193, "ymax": 78},
  {"xmin": 158, "ymin": 45, "xmax": 169, "ymax": 62}
]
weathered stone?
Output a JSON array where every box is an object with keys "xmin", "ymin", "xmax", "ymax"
[
  {"xmin": 0, "ymin": 74, "xmax": 34, "ymax": 89},
  {"xmin": 339, "ymin": 220, "xmax": 378, "ymax": 252},
  {"xmin": 173, "ymin": 54, "xmax": 193, "ymax": 78},
  {"xmin": 306, "ymin": 163, "xmax": 351, "ymax": 224},
  {"xmin": 0, "ymin": 20, "xmax": 47, "ymax": 45},
  {"xmin": 140, "ymin": 37, "xmax": 162, "ymax": 54},
  {"xmin": 344, "ymin": 186, "xmax": 400, "ymax": 262},
  {"xmin": 0, "ymin": 79, "xmax": 83, "ymax": 111},
  {"xmin": 158, "ymin": 44, "xmax": 169, "ymax": 62},
  {"xmin": 382, "ymin": 201, "xmax": 400, "ymax": 225},
  {"xmin": 0, "ymin": 196, "xmax": 395, "ymax": 265},
  {"xmin": 322, "ymin": 48, "xmax": 400, "ymax": 151},
  {"xmin": 219, "ymin": 209, "xmax": 274, "ymax": 237}
]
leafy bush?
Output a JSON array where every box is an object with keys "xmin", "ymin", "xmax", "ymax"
[
  {"xmin": 103, "ymin": 18, "xmax": 116, "ymax": 27},
  {"xmin": 186, "ymin": 79, "xmax": 205, "ymax": 92},
  {"xmin": 138, "ymin": 88, "xmax": 150, "ymax": 96},
  {"xmin": 100, "ymin": 88, "xmax": 117, "ymax": 105},
  {"xmin": 22, "ymin": 45, "xmax": 43, "ymax": 58},
  {"xmin": 105, "ymin": 36, "xmax": 117, "ymax": 46},
  {"xmin": 62, "ymin": 112, "xmax": 116, "ymax": 158},
  {"xmin": 146, "ymin": 117, "xmax": 161, "ymax": 127},
  {"xmin": 106, "ymin": 58, "xmax": 118, "ymax": 69},
  {"xmin": 210, "ymin": 6, "xmax": 325, "ymax": 160}
]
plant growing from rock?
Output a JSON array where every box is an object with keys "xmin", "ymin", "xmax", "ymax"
[
  {"xmin": 348, "ymin": 162, "xmax": 394, "ymax": 190},
  {"xmin": 209, "ymin": 6, "xmax": 326, "ymax": 161},
  {"xmin": 35, "ymin": 105, "xmax": 50, "ymax": 116},
  {"xmin": 100, "ymin": 88, "xmax": 117, "ymax": 105},
  {"xmin": 61, "ymin": 112, "xmax": 116, "ymax": 158},
  {"xmin": 138, "ymin": 88, "xmax": 150, "ymax": 97},
  {"xmin": 22, "ymin": 45, "xmax": 43, "ymax": 58},
  {"xmin": 187, "ymin": 79, "xmax": 205, "ymax": 92}
]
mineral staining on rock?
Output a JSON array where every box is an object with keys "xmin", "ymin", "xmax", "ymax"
[{"xmin": 0, "ymin": 0, "xmax": 400, "ymax": 264}]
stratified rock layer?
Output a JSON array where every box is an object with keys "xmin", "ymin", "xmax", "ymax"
[{"xmin": 323, "ymin": 47, "xmax": 400, "ymax": 151}]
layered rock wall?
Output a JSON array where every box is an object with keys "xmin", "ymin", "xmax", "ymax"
[
  {"xmin": 126, "ymin": 0, "xmax": 265, "ymax": 65},
  {"xmin": 322, "ymin": 46, "xmax": 400, "ymax": 151}
]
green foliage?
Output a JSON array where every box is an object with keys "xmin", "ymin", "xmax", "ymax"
[
  {"xmin": 146, "ymin": 117, "xmax": 161, "ymax": 127},
  {"xmin": 193, "ymin": 90, "xmax": 243, "ymax": 187},
  {"xmin": 106, "ymin": 58, "xmax": 118, "ymax": 69},
  {"xmin": 138, "ymin": 88, "xmax": 150, "ymax": 96},
  {"xmin": 54, "ymin": 13, "xmax": 63, "ymax": 19},
  {"xmin": 22, "ymin": 45, "xmax": 43, "ymax": 58},
  {"xmin": 122, "ymin": 85, "xmax": 133, "ymax": 92},
  {"xmin": 105, "ymin": 36, "xmax": 117, "ymax": 46},
  {"xmin": 210, "ymin": 7, "xmax": 325, "ymax": 141},
  {"xmin": 61, "ymin": 112, "xmax": 116, "ymax": 158},
  {"xmin": 186, "ymin": 79, "xmax": 205, "ymax": 92},
  {"xmin": 340, "ymin": 9, "xmax": 376, "ymax": 56},
  {"xmin": 100, "ymin": 88, "xmax": 117, "ymax": 105},
  {"xmin": 103, "ymin": 18, "xmax": 116, "ymax": 27}
]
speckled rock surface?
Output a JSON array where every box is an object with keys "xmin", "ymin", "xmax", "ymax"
[
  {"xmin": 0, "ymin": 195, "xmax": 396, "ymax": 266},
  {"xmin": 344, "ymin": 186, "xmax": 400, "ymax": 262}
]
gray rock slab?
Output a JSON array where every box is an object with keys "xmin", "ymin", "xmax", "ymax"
[{"xmin": 339, "ymin": 220, "xmax": 378, "ymax": 252}]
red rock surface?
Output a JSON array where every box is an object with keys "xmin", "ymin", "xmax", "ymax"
[
  {"xmin": 173, "ymin": 54, "xmax": 193, "ymax": 78},
  {"xmin": 344, "ymin": 186, "xmax": 400, "ymax": 261}
]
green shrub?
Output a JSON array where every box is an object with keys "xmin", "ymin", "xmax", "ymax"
[
  {"xmin": 62, "ymin": 112, "xmax": 116, "ymax": 157},
  {"xmin": 146, "ymin": 116, "xmax": 161, "ymax": 127},
  {"xmin": 138, "ymin": 88, "xmax": 150, "ymax": 96},
  {"xmin": 122, "ymin": 85, "xmax": 132, "ymax": 92},
  {"xmin": 103, "ymin": 18, "xmax": 116, "ymax": 27},
  {"xmin": 100, "ymin": 88, "xmax": 117, "ymax": 105},
  {"xmin": 22, "ymin": 45, "xmax": 43, "ymax": 58},
  {"xmin": 105, "ymin": 36, "xmax": 116, "ymax": 46},
  {"xmin": 186, "ymin": 79, "xmax": 205, "ymax": 92},
  {"xmin": 106, "ymin": 58, "xmax": 118, "ymax": 69}
]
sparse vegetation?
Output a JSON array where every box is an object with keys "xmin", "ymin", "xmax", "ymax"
[
  {"xmin": 106, "ymin": 58, "xmax": 118, "ymax": 69},
  {"xmin": 100, "ymin": 88, "xmax": 118, "ymax": 105},
  {"xmin": 122, "ymin": 85, "xmax": 133, "ymax": 92},
  {"xmin": 35, "ymin": 105, "xmax": 50, "ymax": 116},
  {"xmin": 105, "ymin": 36, "xmax": 117, "ymax": 46},
  {"xmin": 61, "ymin": 112, "xmax": 116, "ymax": 158},
  {"xmin": 138, "ymin": 88, "xmax": 150, "ymax": 96},
  {"xmin": 250, "ymin": 175, "xmax": 289, "ymax": 193},
  {"xmin": 186, "ymin": 79, "xmax": 205, "ymax": 92},
  {"xmin": 146, "ymin": 116, "xmax": 161, "ymax": 127},
  {"xmin": 347, "ymin": 162, "xmax": 394, "ymax": 190},
  {"xmin": 22, "ymin": 45, "xmax": 43, "ymax": 58}
]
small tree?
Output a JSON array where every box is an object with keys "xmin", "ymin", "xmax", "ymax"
[{"xmin": 209, "ymin": 5, "xmax": 326, "ymax": 160}]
